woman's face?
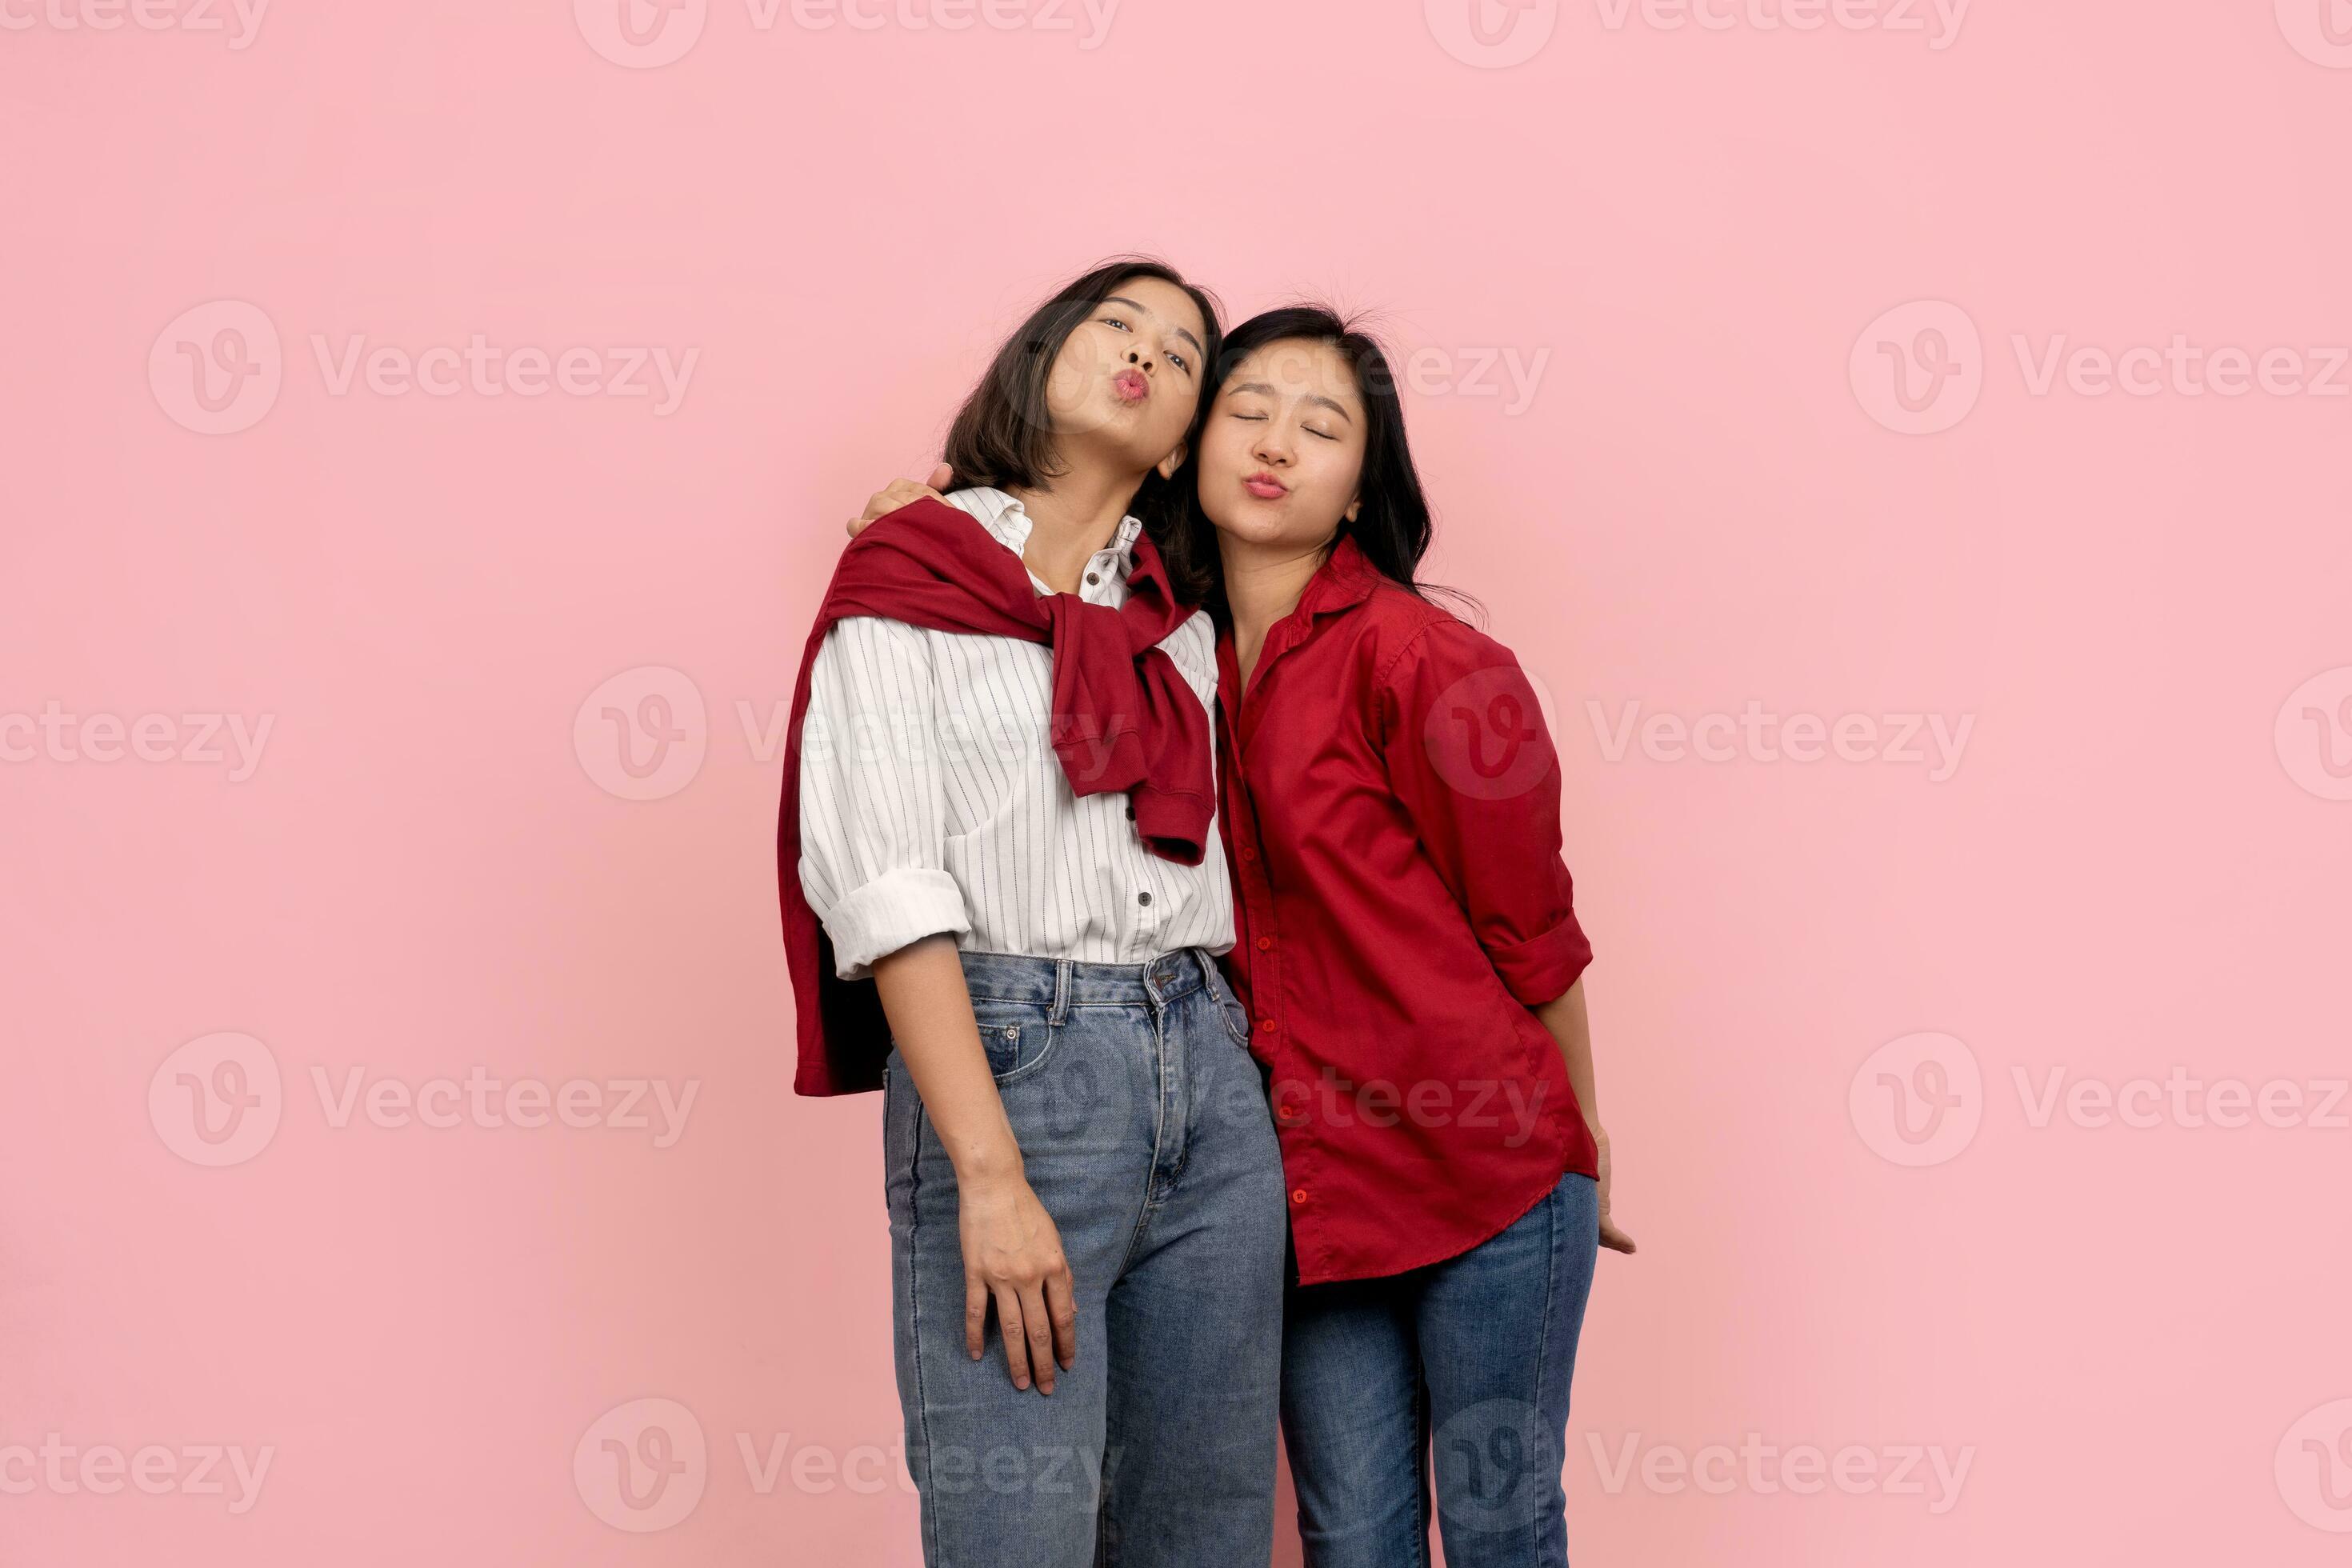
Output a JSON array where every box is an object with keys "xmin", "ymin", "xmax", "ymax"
[
  {"xmin": 1041, "ymin": 274, "xmax": 1209, "ymax": 478},
  {"xmin": 1195, "ymin": 338, "xmax": 1366, "ymax": 550}
]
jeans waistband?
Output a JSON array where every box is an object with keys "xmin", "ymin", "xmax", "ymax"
[{"xmin": 956, "ymin": 947, "xmax": 1224, "ymax": 1011}]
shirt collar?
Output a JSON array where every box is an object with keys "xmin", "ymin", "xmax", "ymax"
[
  {"xmin": 956, "ymin": 486, "xmax": 1145, "ymax": 586},
  {"xmin": 1298, "ymin": 530, "xmax": 1383, "ymax": 619}
]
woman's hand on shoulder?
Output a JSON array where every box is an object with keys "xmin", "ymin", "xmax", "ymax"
[{"xmin": 846, "ymin": 463, "xmax": 953, "ymax": 538}]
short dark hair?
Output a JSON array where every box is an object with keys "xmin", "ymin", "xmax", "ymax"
[{"xmin": 941, "ymin": 256, "xmax": 1225, "ymax": 511}]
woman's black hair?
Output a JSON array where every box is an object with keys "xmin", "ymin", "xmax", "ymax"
[
  {"xmin": 1159, "ymin": 304, "xmax": 1478, "ymax": 621},
  {"xmin": 940, "ymin": 255, "xmax": 1223, "ymax": 542}
]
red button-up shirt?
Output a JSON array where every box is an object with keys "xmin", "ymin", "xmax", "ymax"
[{"xmin": 1215, "ymin": 534, "xmax": 1597, "ymax": 1286}]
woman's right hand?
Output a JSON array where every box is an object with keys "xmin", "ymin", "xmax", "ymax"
[
  {"xmin": 846, "ymin": 462, "xmax": 953, "ymax": 538},
  {"xmin": 958, "ymin": 1169, "xmax": 1078, "ymax": 1394}
]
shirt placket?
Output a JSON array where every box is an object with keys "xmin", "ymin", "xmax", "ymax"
[{"xmin": 1222, "ymin": 617, "xmax": 1320, "ymax": 1240}]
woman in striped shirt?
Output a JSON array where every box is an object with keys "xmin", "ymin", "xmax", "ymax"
[{"xmin": 786, "ymin": 258, "xmax": 1289, "ymax": 1568}]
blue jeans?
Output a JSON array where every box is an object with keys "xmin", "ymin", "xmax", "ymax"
[
  {"xmin": 1281, "ymin": 1170, "xmax": 1601, "ymax": 1568},
  {"xmin": 882, "ymin": 947, "xmax": 1289, "ymax": 1567}
]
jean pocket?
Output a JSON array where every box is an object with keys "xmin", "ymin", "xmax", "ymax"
[
  {"xmin": 1203, "ymin": 970, "xmax": 1254, "ymax": 1051},
  {"xmin": 970, "ymin": 1002, "xmax": 1063, "ymax": 1084}
]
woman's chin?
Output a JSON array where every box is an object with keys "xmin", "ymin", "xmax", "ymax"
[{"xmin": 1206, "ymin": 508, "xmax": 1303, "ymax": 548}]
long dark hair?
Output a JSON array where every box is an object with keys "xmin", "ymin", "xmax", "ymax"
[
  {"xmin": 1159, "ymin": 304, "xmax": 1477, "ymax": 621},
  {"xmin": 940, "ymin": 255, "xmax": 1223, "ymax": 542}
]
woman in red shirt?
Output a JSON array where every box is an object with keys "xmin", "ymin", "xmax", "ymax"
[{"xmin": 1156, "ymin": 305, "xmax": 1638, "ymax": 1568}]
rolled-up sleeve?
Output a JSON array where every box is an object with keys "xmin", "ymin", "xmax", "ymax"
[
  {"xmin": 1378, "ymin": 618, "xmax": 1592, "ymax": 1006},
  {"xmin": 797, "ymin": 616, "xmax": 972, "ymax": 980}
]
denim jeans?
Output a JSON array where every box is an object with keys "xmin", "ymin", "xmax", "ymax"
[
  {"xmin": 882, "ymin": 947, "xmax": 1289, "ymax": 1567},
  {"xmin": 1281, "ymin": 1170, "xmax": 1600, "ymax": 1568}
]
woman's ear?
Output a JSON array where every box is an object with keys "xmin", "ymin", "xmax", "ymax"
[
  {"xmin": 1156, "ymin": 443, "xmax": 1188, "ymax": 482},
  {"xmin": 1345, "ymin": 495, "xmax": 1362, "ymax": 524}
]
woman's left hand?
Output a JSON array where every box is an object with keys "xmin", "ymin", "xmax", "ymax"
[{"xmin": 1594, "ymin": 1127, "xmax": 1636, "ymax": 1254}]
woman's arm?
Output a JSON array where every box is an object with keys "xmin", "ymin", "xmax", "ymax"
[
  {"xmin": 798, "ymin": 617, "xmax": 1077, "ymax": 1394},
  {"xmin": 871, "ymin": 937, "xmax": 1078, "ymax": 1392},
  {"xmin": 1532, "ymin": 979, "xmax": 1635, "ymax": 1254},
  {"xmin": 1375, "ymin": 619, "xmax": 1636, "ymax": 1257}
]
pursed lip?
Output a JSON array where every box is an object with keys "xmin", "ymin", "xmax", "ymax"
[
  {"xmin": 1112, "ymin": 368, "xmax": 1150, "ymax": 403},
  {"xmin": 1244, "ymin": 470, "xmax": 1289, "ymax": 497}
]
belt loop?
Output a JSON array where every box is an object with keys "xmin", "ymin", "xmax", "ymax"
[{"xmin": 1050, "ymin": 958, "xmax": 1070, "ymax": 1026}]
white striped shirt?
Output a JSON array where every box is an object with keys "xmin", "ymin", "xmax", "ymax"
[{"xmin": 797, "ymin": 487, "xmax": 1234, "ymax": 980}]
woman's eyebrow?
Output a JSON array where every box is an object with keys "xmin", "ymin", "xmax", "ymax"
[
  {"xmin": 1101, "ymin": 295, "xmax": 1206, "ymax": 361},
  {"xmin": 1226, "ymin": 381, "xmax": 1356, "ymax": 422}
]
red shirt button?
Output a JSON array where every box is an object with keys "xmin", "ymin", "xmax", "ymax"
[
  {"xmin": 1289, "ymin": 1188, "xmax": 1310, "ymax": 1205},
  {"xmin": 1240, "ymin": 845, "xmax": 1258, "ymax": 861},
  {"xmin": 1256, "ymin": 1018, "xmax": 1277, "ymax": 1034},
  {"xmin": 1255, "ymin": 935, "xmax": 1274, "ymax": 951}
]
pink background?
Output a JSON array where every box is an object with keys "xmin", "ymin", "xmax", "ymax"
[{"xmin": 5, "ymin": 1, "xmax": 2350, "ymax": 1562}]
